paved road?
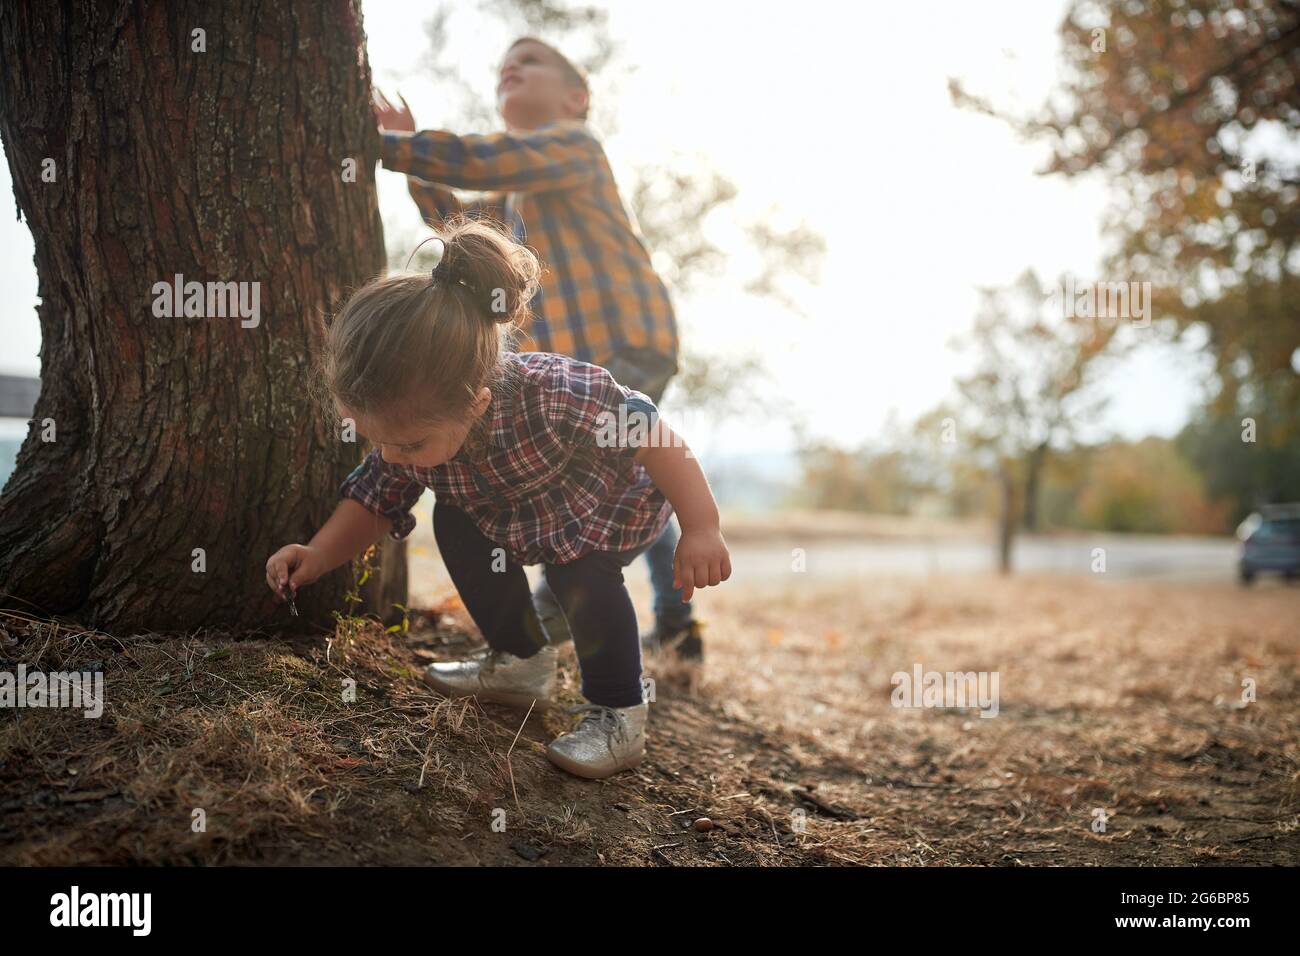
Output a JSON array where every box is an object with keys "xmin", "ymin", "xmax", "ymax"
[
  {"xmin": 407, "ymin": 526, "xmax": 1246, "ymax": 608},
  {"xmin": 722, "ymin": 533, "xmax": 1242, "ymax": 585}
]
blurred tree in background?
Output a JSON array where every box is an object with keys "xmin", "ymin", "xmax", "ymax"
[
  {"xmin": 941, "ymin": 271, "xmax": 1118, "ymax": 568},
  {"xmin": 1049, "ymin": 438, "xmax": 1227, "ymax": 532},
  {"xmin": 1177, "ymin": 385, "xmax": 1300, "ymax": 523},
  {"xmin": 794, "ymin": 413, "xmax": 939, "ymax": 515},
  {"xmin": 952, "ymin": 0, "xmax": 1299, "ymax": 433},
  {"xmin": 951, "ymin": 271, "xmax": 1118, "ymax": 533}
]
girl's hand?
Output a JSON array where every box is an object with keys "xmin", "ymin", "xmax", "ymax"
[
  {"xmin": 672, "ymin": 527, "xmax": 732, "ymax": 602},
  {"xmin": 372, "ymin": 88, "xmax": 415, "ymax": 132},
  {"xmin": 265, "ymin": 544, "xmax": 326, "ymax": 601}
]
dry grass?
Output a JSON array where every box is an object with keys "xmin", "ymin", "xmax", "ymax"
[
  {"xmin": 1, "ymin": 572, "xmax": 1297, "ymax": 866},
  {"xmin": 0, "ymin": 606, "xmax": 520, "ymax": 863},
  {"xmin": 692, "ymin": 573, "xmax": 1300, "ymax": 865}
]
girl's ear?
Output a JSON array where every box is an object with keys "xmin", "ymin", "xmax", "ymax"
[{"xmin": 470, "ymin": 386, "xmax": 492, "ymax": 419}]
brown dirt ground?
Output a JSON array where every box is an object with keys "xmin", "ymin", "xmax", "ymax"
[{"xmin": 1, "ymin": 573, "xmax": 1296, "ymax": 866}]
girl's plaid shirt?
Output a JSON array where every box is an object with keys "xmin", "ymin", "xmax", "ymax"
[{"xmin": 338, "ymin": 353, "xmax": 672, "ymax": 566}]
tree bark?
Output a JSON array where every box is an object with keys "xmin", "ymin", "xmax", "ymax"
[
  {"xmin": 997, "ymin": 462, "xmax": 1015, "ymax": 575},
  {"xmin": 1022, "ymin": 442, "xmax": 1048, "ymax": 532},
  {"xmin": 0, "ymin": 0, "xmax": 406, "ymax": 631}
]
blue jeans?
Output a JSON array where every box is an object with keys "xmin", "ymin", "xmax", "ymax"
[{"xmin": 534, "ymin": 347, "xmax": 693, "ymax": 644}]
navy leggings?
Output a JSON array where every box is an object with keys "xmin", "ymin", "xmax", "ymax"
[{"xmin": 432, "ymin": 501, "xmax": 646, "ymax": 708}]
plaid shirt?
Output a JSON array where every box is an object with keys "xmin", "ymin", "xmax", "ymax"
[
  {"xmin": 338, "ymin": 353, "xmax": 672, "ymax": 565},
  {"xmin": 380, "ymin": 122, "xmax": 679, "ymax": 369}
]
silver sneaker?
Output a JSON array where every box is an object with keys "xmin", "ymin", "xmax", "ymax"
[
  {"xmin": 423, "ymin": 644, "xmax": 557, "ymax": 710},
  {"xmin": 546, "ymin": 702, "xmax": 648, "ymax": 779}
]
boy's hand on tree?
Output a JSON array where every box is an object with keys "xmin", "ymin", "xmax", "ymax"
[
  {"xmin": 672, "ymin": 527, "xmax": 732, "ymax": 602},
  {"xmin": 265, "ymin": 544, "xmax": 325, "ymax": 600},
  {"xmin": 372, "ymin": 88, "xmax": 415, "ymax": 132}
]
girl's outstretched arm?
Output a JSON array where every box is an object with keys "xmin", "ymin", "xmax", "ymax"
[
  {"xmin": 265, "ymin": 499, "xmax": 392, "ymax": 600},
  {"xmin": 305, "ymin": 498, "xmax": 394, "ymax": 575},
  {"xmin": 635, "ymin": 423, "xmax": 732, "ymax": 601}
]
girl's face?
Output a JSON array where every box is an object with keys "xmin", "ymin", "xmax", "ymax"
[{"xmin": 339, "ymin": 388, "xmax": 491, "ymax": 469}]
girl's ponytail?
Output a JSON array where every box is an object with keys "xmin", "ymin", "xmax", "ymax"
[
  {"xmin": 320, "ymin": 216, "xmax": 541, "ymax": 426},
  {"xmin": 432, "ymin": 218, "xmax": 540, "ymax": 328}
]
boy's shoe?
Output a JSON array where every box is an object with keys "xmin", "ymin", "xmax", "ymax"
[
  {"xmin": 546, "ymin": 702, "xmax": 648, "ymax": 779},
  {"xmin": 423, "ymin": 644, "xmax": 557, "ymax": 710},
  {"xmin": 640, "ymin": 620, "xmax": 704, "ymax": 661}
]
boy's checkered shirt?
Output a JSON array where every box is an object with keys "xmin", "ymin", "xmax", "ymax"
[
  {"xmin": 339, "ymin": 352, "xmax": 672, "ymax": 566},
  {"xmin": 380, "ymin": 122, "xmax": 679, "ymax": 370}
]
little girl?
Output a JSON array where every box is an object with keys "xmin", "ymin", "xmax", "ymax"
[{"xmin": 265, "ymin": 217, "xmax": 731, "ymax": 779}]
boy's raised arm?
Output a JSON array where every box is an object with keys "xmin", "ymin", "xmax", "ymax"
[
  {"xmin": 380, "ymin": 123, "xmax": 599, "ymax": 193},
  {"xmin": 406, "ymin": 179, "xmax": 506, "ymax": 229}
]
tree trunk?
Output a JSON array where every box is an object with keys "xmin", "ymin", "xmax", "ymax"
[
  {"xmin": 0, "ymin": 0, "xmax": 406, "ymax": 631},
  {"xmin": 1022, "ymin": 442, "xmax": 1048, "ymax": 532},
  {"xmin": 997, "ymin": 462, "xmax": 1015, "ymax": 575}
]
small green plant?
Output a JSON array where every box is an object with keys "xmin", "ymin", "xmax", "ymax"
[
  {"xmin": 386, "ymin": 602, "xmax": 411, "ymax": 635},
  {"xmin": 330, "ymin": 545, "xmax": 378, "ymax": 656}
]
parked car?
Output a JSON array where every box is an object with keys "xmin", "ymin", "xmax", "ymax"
[{"xmin": 1238, "ymin": 504, "xmax": 1300, "ymax": 585}]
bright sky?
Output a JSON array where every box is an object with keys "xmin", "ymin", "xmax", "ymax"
[{"xmin": 0, "ymin": 0, "xmax": 1211, "ymax": 453}]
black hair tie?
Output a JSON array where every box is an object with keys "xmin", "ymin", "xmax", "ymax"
[{"xmin": 431, "ymin": 238, "xmax": 455, "ymax": 284}]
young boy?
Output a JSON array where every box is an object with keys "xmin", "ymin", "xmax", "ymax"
[{"xmin": 373, "ymin": 37, "xmax": 703, "ymax": 658}]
